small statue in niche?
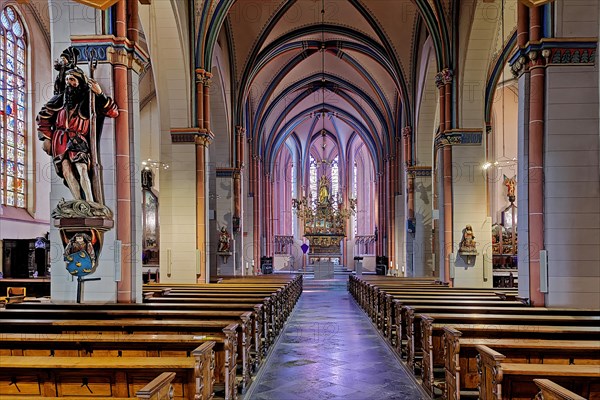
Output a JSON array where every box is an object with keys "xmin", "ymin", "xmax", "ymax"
[
  {"xmin": 503, "ymin": 175, "xmax": 517, "ymax": 203},
  {"xmin": 217, "ymin": 226, "xmax": 231, "ymax": 253},
  {"xmin": 459, "ymin": 224, "xmax": 477, "ymax": 254}
]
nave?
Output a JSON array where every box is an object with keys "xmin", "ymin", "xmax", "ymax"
[{"xmin": 245, "ymin": 277, "xmax": 428, "ymax": 400}]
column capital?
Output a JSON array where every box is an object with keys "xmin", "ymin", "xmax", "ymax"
[
  {"xmin": 435, "ymin": 68, "xmax": 453, "ymax": 88},
  {"xmin": 170, "ymin": 127, "xmax": 214, "ymax": 144},
  {"xmin": 70, "ymin": 35, "xmax": 149, "ymax": 74},
  {"xmin": 236, "ymin": 126, "xmax": 246, "ymax": 136},
  {"xmin": 509, "ymin": 38, "xmax": 596, "ymax": 77},
  {"xmin": 402, "ymin": 126, "xmax": 412, "ymax": 137}
]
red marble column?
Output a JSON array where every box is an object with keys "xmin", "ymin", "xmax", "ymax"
[
  {"xmin": 517, "ymin": 2, "xmax": 530, "ymax": 47},
  {"xmin": 115, "ymin": 0, "xmax": 132, "ymax": 302},
  {"xmin": 443, "ymin": 145, "xmax": 453, "ymax": 287},
  {"xmin": 195, "ymin": 69, "xmax": 204, "ymax": 130},
  {"xmin": 528, "ymin": 6, "xmax": 545, "ymax": 306}
]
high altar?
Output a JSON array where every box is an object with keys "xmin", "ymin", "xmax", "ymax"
[{"xmin": 292, "ymin": 176, "xmax": 356, "ymax": 276}]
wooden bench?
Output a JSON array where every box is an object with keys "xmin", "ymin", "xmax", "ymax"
[
  {"xmin": 477, "ymin": 345, "xmax": 600, "ymax": 400},
  {"xmin": 0, "ymin": 306, "xmax": 255, "ymax": 391},
  {"xmin": 7, "ymin": 301, "xmax": 266, "ymax": 366},
  {"xmin": 0, "ymin": 319, "xmax": 238, "ymax": 400},
  {"xmin": 442, "ymin": 328, "xmax": 600, "ymax": 399},
  {"xmin": 418, "ymin": 314, "xmax": 600, "ymax": 396},
  {"xmin": 534, "ymin": 379, "xmax": 588, "ymax": 400},
  {"xmin": 0, "ymin": 342, "xmax": 215, "ymax": 400},
  {"xmin": 3, "ymin": 372, "xmax": 177, "ymax": 400}
]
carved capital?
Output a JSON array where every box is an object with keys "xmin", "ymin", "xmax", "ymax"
[{"xmin": 435, "ymin": 68, "xmax": 453, "ymax": 88}]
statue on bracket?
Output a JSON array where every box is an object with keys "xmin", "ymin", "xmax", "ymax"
[
  {"xmin": 218, "ymin": 226, "xmax": 232, "ymax": 253},
  {"xmin": 37, "ymin": 46, "xmax": 118, "ymax": 300},
  {"xmin": 459, "ymin": 224, "xmax": 477, "ymax": 254},
  {"xmin": 503, "ymin": 174, "xmax": 517, "ymax": 204},
  {"xmin": 38, "ymin": 54, "xmax": 119, "ymax": 204}
]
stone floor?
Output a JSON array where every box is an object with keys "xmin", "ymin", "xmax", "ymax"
[{"xmin": 243, "ymin": 277, "xmax": 430, "ymax": 400}]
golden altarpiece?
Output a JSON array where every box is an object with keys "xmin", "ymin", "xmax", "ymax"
[{"xmin": 292, "ymin": 176, "xmax": 356, "ymax": 268}]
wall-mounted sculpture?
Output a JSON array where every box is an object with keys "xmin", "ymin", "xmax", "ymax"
[{"xmin": 38, "ymin": 47, "xmax": 118, "ymax": 301}]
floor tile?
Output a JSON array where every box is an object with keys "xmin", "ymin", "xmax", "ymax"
[{"xmin": 244, "ymin": 277, "xmax": 430, "ymax": 400}]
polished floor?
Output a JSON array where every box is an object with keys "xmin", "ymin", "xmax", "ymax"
[{"xmin": 244, "ymin": 277, "xmax": 429, "ymax": 400}]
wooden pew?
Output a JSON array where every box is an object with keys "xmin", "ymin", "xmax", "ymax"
[
  {"xmin": 0, "ymin": 306, "xmax": 255, "ymax": 391},
  {"xmin": 442, "ymin": 327, "xmax": 600, "ymax": 399},
  {"xmin": 0, "ymin": 342, "xmax": 215, "ymax": 400},
  {"xmin": 0, "ymin": 319, "xmax": 238, "ymax": 400},
  {"xmin": 3, "ymin": 372, "xmax": 178, "ymax": 400},
  {"xmin": 7, "ymin": 302, "xmax": 266, "ymax": 367},
  {"xmin": 476, "ymin": 345, "xmax": 600, "ymax": 400},
  {"xmin": 417, "ymin": 313, "xmax": 600, "ymax": 396},
  {"xmin": 533, "ymin": 379, "xmax": 587, "ymax": 400},
  {"xmin": 391, "ymin": 301, "xmax": 527, "ymax": 352}
]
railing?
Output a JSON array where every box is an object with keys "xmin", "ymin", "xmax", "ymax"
[
  {"xmin": 274, "ymin": 235, "xmax": 294, "ymax": 254},
  {"xmin": 355, "ymin": 235, "xmax": 376, "ymax": 255}
]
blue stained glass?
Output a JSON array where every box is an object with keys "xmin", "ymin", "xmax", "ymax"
[
  {"xmin": 17, "ymin": 135, "xmax": 24, "ymax": 149},
  {"xmin": 17, "ymin": 149, "xmax": 24, "ymax": 164},
  {"xmin": 7, "ymin": 57, "xmax": 14, "ymax": 71},
  {"xmin": 17, "ymin": 63, "xmax": 24, "ymax": 77},
  {"xmin": 7, "ymin": 116, "xmax": 14, "ymax": 131},
  {"xmin": 17, "ymin": 77, "xmax": 23, "ymax": 88},
  {"xmin": 6, "ymin": 7, "xmax": 15, "ymax": 21},
  {"xmin": 6, "ymin": 147, "xmax": 14, "ymax": 161},
  {"xmin": 6, "ymin": 104, "xmax": 12, "ymax": 115},
  {"xmin": 17, "ymin": 121, "xmax": 24, "ymax": 134},
  {"xmin": 7, "ymin": 88, "xmax": 13, "ymax": 101},
  {"xmin": 17, "ymin": 39, "xmax": 24, "ymax": 49},
  {"xmin": 6, "ymin": 42, "xmax": 13, "ymax": 56},
  {"xmin": 17, "ymin": 163, "xmax": 24, "ymax": 178},
  {"xmin": 1, "ymin": 13, "xmax": 9, "ymax": 29},
  {"xmin": 6, "ymin": 74, "xmax": 13, "ymax": 89},
  {"xmin": 0, "ymin": 95, "xmax": 3, "ymax": 108},
  {"xmin": 13, "ymin": 21, "xmax": 22, "ymax": 37},
  {"xmin": 7, "ymin": 31, "xmax": 13, "ymax": 42},
  {"xmin": 17, "ymin": 106, "xmax": 23, "ymax": 120},
  {"xmin": 7, "ymin": 167, "xmax": 14, "ymax": 180},
  {"xmin": 17, "ymin": 47, "xmax": 24, "ymax": 62},
  {"xmin": 0, "ymin": 158, "xmax": 3, "ymax": 174},
  {"xmin": 17, "ymin": 91, "xmax": 24, "ymax": 106}
]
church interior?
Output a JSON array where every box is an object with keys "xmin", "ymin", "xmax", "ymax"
[{"xmin": 0, "ymin": 0, "xmax": 599, "ymax": 398}]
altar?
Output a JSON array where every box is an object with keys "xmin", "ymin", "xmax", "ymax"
[{"xmin": 292, "ymin": 176, "xmax": 356, "ymax": 279}]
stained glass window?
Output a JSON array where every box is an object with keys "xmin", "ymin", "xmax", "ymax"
[
  {"xmin": 309, "ymin": 155, "xmax": 317, "ymax": 206},
  {"xmin": 1, "ymin": 5, "xmax": 27, "ymax": 208}
]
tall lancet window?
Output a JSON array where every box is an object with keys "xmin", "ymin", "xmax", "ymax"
[
  {"xmin": 330, "ymin": 156, "xmax": 339, "ymax": 198},
  {"xmin": 353, "ymin": 161, "xmax": 357, "ymax": 235},
  {"xmin": 0, "ymin": 5, "xmax": 27, "ymax": 208},
  {"xmin": 309, "ymin": 155, "xmax": 317, "ymax": 205}
]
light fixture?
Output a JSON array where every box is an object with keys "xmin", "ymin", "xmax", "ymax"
[{"xmin": 141, "ymin": 158, "xmax": 169, "ymax": 171}]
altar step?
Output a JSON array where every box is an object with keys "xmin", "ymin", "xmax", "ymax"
[{"xmin": 304, "ymin": 265, "xmax": 350, "ymax": 273}]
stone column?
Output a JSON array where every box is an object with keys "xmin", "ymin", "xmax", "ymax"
[
  {"xmin": 435, "ymin": 69, "xmax": 454, "ymax": 285},
  {"xmin": 196, "ymin": 135, "xmax": 211, "ymax": 282}
]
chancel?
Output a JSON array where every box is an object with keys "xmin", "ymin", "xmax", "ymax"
[{"xmin": 0, "ymin": 0, "xmax": 598, "ymax": 399}]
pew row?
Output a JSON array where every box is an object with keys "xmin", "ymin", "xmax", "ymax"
[
  {"xmin": 0, "ymin": 319, "xmax": 238, "ymax": 400},
  {"xmin": 476, "ymin": 345, "xmax": 600, "ymax": 400},
  {"xmin": 443, "ymin": 327, "xmax": 600, "ymax": 399},
  {"xmin": 0, "ymin": 342, "xmax": 215, "ymax": 400}
]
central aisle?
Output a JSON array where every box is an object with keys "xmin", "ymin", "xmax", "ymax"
[{"xmin": 245, "ymin": 277, "xmax": 430, "ymax": 400}]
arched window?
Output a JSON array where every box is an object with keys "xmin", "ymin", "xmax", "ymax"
[
  {"xmin": 309, "ymin": 155, "xmax": 317, "ymax": 205},
  {"xmin": 330, "ymin": 155, "xmax": 339, "ymax": 199},
  {"xmin": 0, "ymin": 5, "xmax": 27, "ymax": 208}
]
